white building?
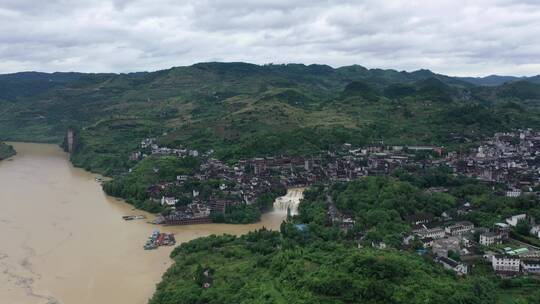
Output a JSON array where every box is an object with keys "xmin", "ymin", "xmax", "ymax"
[
  {"xmin": 445, "ymin": 221, "xmax": 474, "ymax": 236},
  {"xmin": 506, "ymin": 214, "xmax": 527, "ymax": 227},
  {"xmin": 530, "ymin": 225, "xmax": 540, "ymax": 239},
  {"xmin": 416, "ymin": 227, "xmax": 446, "ymax": 239},
  {"xmin": 476, "ymin": 146, "xmax": 486, "ymax": 158},
  {"xmin": 479, "ymin": 232, "xmax": 500, "ymax": 246},
  {"xmin": 492, "ymin": 255, "xmax": 520, "ymax": 273},
  {"xmin": 161, "ymin": 196, "xmax": 178, "ymax": 206},
  {"xmin": 177, "ymin": 175, "xmax": 188, "ymax": 181},
  {"xmin": 506, "ymin": 189, "xmax": 522, "ymax": 198},
  {"xmin": 521, "ymin": 259, "xmax": 540, "ymax": 274}
]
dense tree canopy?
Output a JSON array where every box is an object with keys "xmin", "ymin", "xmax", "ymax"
[
  {"xmin": 149, "ymin": 172, "xmax": 540, "ymax": 304},
  {"xmin": 150, "ymin": 231, "xmax": 498, "ymax": 304}
]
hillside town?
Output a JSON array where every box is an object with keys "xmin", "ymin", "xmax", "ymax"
[
  {"xmin": 449, "ymin": 130, "xmax": 540, "ymax": 197},
  {"xmin": 129, "ymin": 129, "xmax": 540, "ymax": 226},
  {"xmin": 131, "ymin": 138, "xmax": 444, "ymax": 225},
  {"xmin": 126, "ymin": 130, "xmax": 540, "ymax": 277}
]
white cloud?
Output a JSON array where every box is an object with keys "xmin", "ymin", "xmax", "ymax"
[{"xmin": 0, "ymin": 0, "xmax": 539, "ymax": 76}]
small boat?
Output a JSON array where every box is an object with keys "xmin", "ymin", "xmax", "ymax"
[
  {"xmin": 143, "ymin": 230, "xmax": 162, "ymax": 250},
  {"xmin": 95, "ymin": 177, "xmax": 104, "ymax": 183},
  {"xmin": 144, "ymin": 243, "xmax": 158, "ymax": 250},
  {"xmin": 122, "ymin": 215, "xmax": 146, "ymax": 221},
  {"xmin": 162, "ymin": 234, "xmax": 176, "ymax": 246}
]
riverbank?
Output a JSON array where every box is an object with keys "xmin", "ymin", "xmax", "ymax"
[{"xmin": 0, "ymin": 142, "xmax": 301, "ymax": 304}]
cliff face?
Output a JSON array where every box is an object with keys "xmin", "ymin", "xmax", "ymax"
[
  {"xmin": 62, "ymin": 128, "xmax": 79, "ymax": 154},
  {"xmin": 67, "ymin": 129, "xmax": 75, "ymax": 153}
]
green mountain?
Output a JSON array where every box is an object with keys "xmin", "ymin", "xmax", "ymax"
[
  {"xmin": 0, "ymin": 63, "xmax": 539, "ymax": 175},
  {"xmin": 0, "ymin": 72, "xmax": 85, "ymax": 101}
]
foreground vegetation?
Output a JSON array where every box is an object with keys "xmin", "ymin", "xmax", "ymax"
[
  {"xmin": 150, "ymin": 231, "xmax": 496, "ymax": 304},
  {"xmin": 150, "ymin": 172, "xmax": 540, "ymax": 304},
  {"xmin": 0, "ymin": 142, "xmax": 15, "ymax": 160}
]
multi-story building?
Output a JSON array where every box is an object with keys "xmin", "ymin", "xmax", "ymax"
[
  {"xmin": 521, "ymin": 259, "xmax": 540, "ymax": 274},
  {"xmin": 506, "ymin": 189, "xmax": 522, "ymax": 197},
  {"xmin": 494, "ymin": 223, "xmax": 511, "ymax": 240},
  {"xmin": 492, "ymin": 255, "xmax": 520, "ymax": 273},
  {"xmin": 415, "ymin": 227, "xmax": 446, "ymax": 239},
  {"xmin": 445, "ymin": 221, "xmax": 474, "ymax": 236},
  {"xmin": 479, "ymin": 232, "xmax": 501, "ymax": 246}
]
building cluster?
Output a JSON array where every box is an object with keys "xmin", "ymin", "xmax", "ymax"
[
  {"xmin": 396, "ymin": 130, "xmax": 540, "ymax": 277},
  {"xmin": 484, "ymin": 213, "xmax": 540, "ymax": 276},
  {"xmin": 132, "ymin": 130, "xmax": 540, "ymax": 245},
  {"xmin": 489, "ymin": 251, "xmax": 540, "ymax": 275},
  {"xmin": 405, "ymin": 210, "xmax": 540, "ymax": 277},
  {"xmin": 448, "ymin": 129, "xmax": 540, "ymax": 197},
  {"xmin": 133, "ymin": 139, "xmax": 450, "ymax": 225},
  {"xmin": 403, "ymin": 213, "xmax": 475, "ymax": 275},
  {"xmin": 132, "ymin": 138, "xmax": 202, "ymax": 161}
]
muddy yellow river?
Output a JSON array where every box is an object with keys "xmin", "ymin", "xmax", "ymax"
[{"xmin": 0, "ymin": 143, "xmax": 303, "ymax": 304}]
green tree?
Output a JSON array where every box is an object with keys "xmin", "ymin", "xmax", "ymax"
[{"xmin": 516, "ymin": 219, "xmax": 531, "ymax": 236}]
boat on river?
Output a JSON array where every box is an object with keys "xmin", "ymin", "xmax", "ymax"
[
  {"xmin": 143, "ymin": 241, "xmax": 158, "ymax": 250},
  {"xmin": 122, "ymin": 215, "xmax": 146, "ymax": 221},
  {"xmin": 143, "ymin": 230, "xmax": 176, "ymax": 249}
]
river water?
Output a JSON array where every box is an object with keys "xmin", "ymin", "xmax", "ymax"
[{"xmin": 0, "ymin": 143, "xmax": 303, "ymax": 304}]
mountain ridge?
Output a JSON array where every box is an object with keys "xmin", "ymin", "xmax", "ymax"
[
  {"xmin": 0, "ymin": 62, "xmax": 539, "ymax": 175},
  {"xmin": 457, "ymin": 74, "xmax": 540, "ymax": 86},
  {"xmin": 4, "ymin": 63, "xmax": 540, "ymax": 90}
]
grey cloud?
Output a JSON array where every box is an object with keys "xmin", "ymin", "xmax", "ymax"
[{"xmin": 0, "ymin": 0, "xmax": 539, "ymax": 76}]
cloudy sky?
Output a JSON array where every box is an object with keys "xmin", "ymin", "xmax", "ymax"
[{"xmin": 1, "ymin": 0, "xmax": 539, "ymax": 76}]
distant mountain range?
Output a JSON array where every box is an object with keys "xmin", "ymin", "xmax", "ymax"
[
  {"xmin": 456, "ymin": 74, "xmax": 540, "ymax": 86},
  {"xmin": 0, "ymin": 62, "xmax": 539, "ymax": 175},
  {"xmin": 1, "ymin": 66, "xmax": 538, "ymax": 100}
]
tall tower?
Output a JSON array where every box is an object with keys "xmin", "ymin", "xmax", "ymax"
[{"xmin": 66, "ymin": 128, "xmax": 75, "ymax": 153}]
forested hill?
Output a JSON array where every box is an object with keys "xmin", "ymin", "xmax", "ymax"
[
  {"xmin": 1, "ymin": 62, "xmax": 540, "ymax": 175},
  {"xmin": 0, "ymin": 72, "xmax": 86, "ymax": 101}
]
